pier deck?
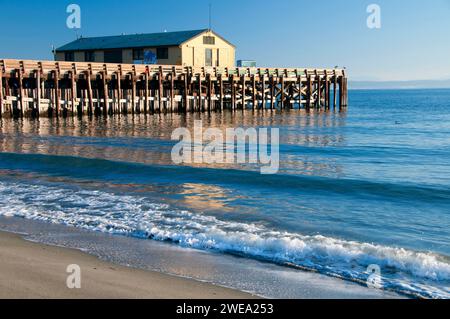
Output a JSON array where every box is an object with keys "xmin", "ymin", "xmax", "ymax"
[{"xmin": 0, "ymin": 59, "xmax": 348, "ymax": 118}]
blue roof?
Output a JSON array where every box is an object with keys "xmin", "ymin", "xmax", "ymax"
[{"xmin": 56, "ymin": 29, "xmax": 209, "ymax": 52}]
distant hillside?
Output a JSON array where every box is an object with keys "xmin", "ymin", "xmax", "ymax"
[{"xmin": 349, "ymin": 79, "xmax": 450, "ymax": 90}]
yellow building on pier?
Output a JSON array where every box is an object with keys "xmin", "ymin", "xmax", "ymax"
[{"xmin": 55, "ymin": 29, "xmax": 236, "ymax": 68}]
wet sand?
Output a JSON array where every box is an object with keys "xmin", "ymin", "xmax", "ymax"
[{"xmin": 0, "ymin": 231, "xmax": 257, "ymax": 299}]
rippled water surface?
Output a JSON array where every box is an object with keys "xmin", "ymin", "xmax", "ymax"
[{"xmin": 0, "ymin": 89, "xmax": 449, "ymax": 298}]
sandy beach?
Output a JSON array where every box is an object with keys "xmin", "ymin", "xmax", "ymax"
[{"xmin": 0, "ymin": 231, "xmax": 256, "ymax": 299}]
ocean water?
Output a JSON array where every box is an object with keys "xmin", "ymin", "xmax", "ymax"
[{"xmin": 0, "ymin": 89, "xmax": 449, "ymax": 299}]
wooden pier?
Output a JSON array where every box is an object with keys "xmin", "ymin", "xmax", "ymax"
[{"xmin": 0, "ymin": 59, "xmax": 348, "ymax": 118}]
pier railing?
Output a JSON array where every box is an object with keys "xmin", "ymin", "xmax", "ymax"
[{"xmin": 0, "ymin": 59, "xmax": 348, "ymax": 118}]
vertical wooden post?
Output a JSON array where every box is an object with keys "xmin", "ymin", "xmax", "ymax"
[
  {"xmin": 189, "ymin": 80, "xmax": 194, "ymax": 112},
  {"xmin": 94, "ymin": 76, "xmax": 100, "ymax": 115},
  {"xmin": 131, "ymin": 74, "xmax": 136, "ymax": 114},
  {"xmin": 307, "ymin": 74, "xmax": 312, "ymax": 112},
  {"xmin": 218, "ymin": 74, "xmax": 224, "ymax": 111},
  {"xmin": 18, "ymin": 70, "xmax": 24, "ymax": 117},
  {"xmin": 240, "ymin": 75, "xmax": 245, "ymax": 109},
  {"xmin": 328, "ymin": 75, "xmax": 332, "ymax": 110},
  {"xmin": 298, "ymin": 74, "xmax": 303, "ymax": 109},
  {"xmin": 183, "ymin": 73, "xmax": 189, "ymax": 112},
  {"xmin": 61, "ymin": 83, "xmax": 66, "ymax": 117},
  {"xmin": 190, "ymin": 75, "xmax": 195, "ymax": 112},
  {"xmin": 158, "ymin": 67, "xmax": 163, "ymax": 112},
  {"xmin": 207, "ymin": 74, "xmax": 212, "ymax": 112},
  {"xmin": 270, "ymin": 76, "xmax": 275, "ymax": 110},
  {"xmin": 86, "ymin": 71, "xmax": 94, "ymax": 116},
  {"xmin": 35, "ymin": 70, "xmax": 41, "ymax": 118},
  {"xmin": 144, "ymin": 71, "xmax": 149, "ymax": 114},
  {"xmin": 197, "ymin": 74, "xmax": 202, "ymax": 112},
  {"xmin": 70, "ymin": 71, "xmax": 76, "ymax": 116},
  {"xmin": 212, "ymin": 72, "xmax": 217, "ymax": 111},
  {"xmin": 6, "ymin": 73, "xmax": 12, "ymax": 117},
  {"xmin": 41, "ymin": 72, "xmax": 45, "ymax": 113},
  {"xmin": 150, "ymin": 74, "xmax": 154, "ymax": 114},
  {"xmin": 333, "ymin": 71, "xmax": 337, "ymax": 110},
  {"xmin": 188, "ymin": 80, "xmax": 193, "ymax": 112},
  {"xmin": 251, "ymin": 75, "xmax": 256, "ymax": 110},
  {"xmin": 192, "ymin": 75, "xmax": 196, "ymax": 112},
  {"xmin": 137, "ymin": 81, "xmax": 142, "ymax": 114},
  {"xmin": 151, "ymin": 77, "xmax": 156, "ymax": 114},
  {"xmin": 339, "ymin": 76, "xmax": 343, "ymax": 111},
  {"xmin": 0, "ymin": 67, "xmax": 3, "ymax": 118},
  {"xmin": 288, "ymin": 81, "xmax": 294, "ymax": 109},
  {"xmin": 261, "ymin": 74, "xmax": 266, "ymax": 110},
  {"xmin": 79, "ymin": 89, "xmax": 84, "ymax": 115},
  {"xmin": 286, "ymin": 81, "xmax": 297, "ymax": 109},
  {"xmin": 316, "ymin": 73, "xmax": 321, "ymax": 109},
  {"xmin": 117, "ymin": 71, "xmax": 122, "ymax": 114},
  {"xmin": 102, "ymin": 72, "xmax": 108, "ymax": 116},
  {"xmin": 170, "ymin": 68, "xmax": 175, "ymax": 112},
  {"xmin": 54, "ymin": 70, "xmax": 60, "ymax": 117},
  {"xmin": 231, "ymin": 75, "xmax": 236, "ymax": 110},
  {"xmin": 324, "ymin": 72, "xmax": 329, "ymax": 110}
]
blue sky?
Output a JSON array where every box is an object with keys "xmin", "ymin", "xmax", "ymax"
[{"xmin": 0, "ymin": 0, "xmax": 449, "ymax": 81}]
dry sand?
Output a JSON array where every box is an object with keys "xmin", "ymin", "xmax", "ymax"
[{"xmin": 0, "ymin": 231, "xmax": 257, "ymax": 299}]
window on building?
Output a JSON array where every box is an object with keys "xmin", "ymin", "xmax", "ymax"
[
  {"xmin": 85, "ymin": 51, "xmax": 95, "ymax": 62},
  {"xmin": 157, "ymin": 47, "xmax": 169, "ymax": 60},
  {"xmin": 203, "ymin": 36, "xmax": 215, "ymax": 45},
  {"xmin": 104, "ymin": 50, "xmax": 123, "ymax": 63},
  {"xmin": 65, "ymin": 52, "xmax": 74, "ymax": 62},
  {"xmin": 216, "ymin": 49, "xmax": 220, "ymax": 66},
  {"xmin": 205, "ymin": 48, "xmax": 213, "ymax": 67},
  {"xmin": 133, "ymin": 48, "xmax": 144, "ymax": 61}
]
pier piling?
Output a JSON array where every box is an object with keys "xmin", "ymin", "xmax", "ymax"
[{"xmin": 0, "ymin": 59, "xmax": 348, "ymax": 118}]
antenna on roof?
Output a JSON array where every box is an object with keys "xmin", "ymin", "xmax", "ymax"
[{"xmin": 208, "ymin": 1, "xmax": 212, "ymax": 30}]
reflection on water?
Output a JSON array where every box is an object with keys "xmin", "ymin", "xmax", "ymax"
[
  {"xmin": 0, "ymin": 110, "xmax": 348, "ymax": 142},
  {"xmin": 179, "ymin": 183, "xmax": 239, "ymax": 213},
  {"xmin": 0, "ymin": 110, "xmax": 347, "ymax": 177}
]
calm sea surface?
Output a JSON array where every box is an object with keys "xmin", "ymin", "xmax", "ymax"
[{"xmin": 0, "ymin": 89, "xmax": 449, "ymax": 298}]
